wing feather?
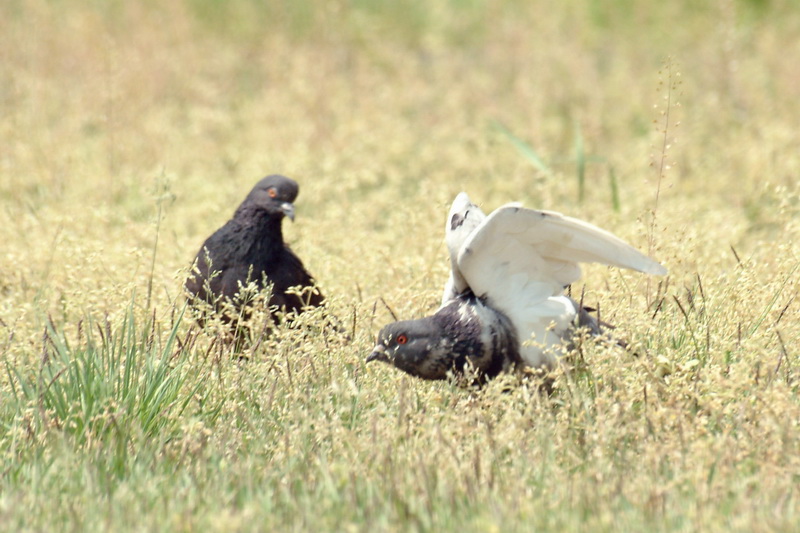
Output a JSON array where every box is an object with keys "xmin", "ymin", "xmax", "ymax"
[
  {"xmin": 442, "ymin": 193, "xmax": 487, "ymax": 305},
  {"xmin": 457, "ymin": 204, "xmax": 666, "ymax": 351},
  {"xmin": 458, "ymin": 204, "xmax": 666, "ymax": 303},
  {"xmin": 446, "ymin": 197, "xmax": 668, "ymax": 369}
]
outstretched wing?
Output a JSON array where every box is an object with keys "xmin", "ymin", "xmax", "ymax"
[
  {"xmin": 441, "ymin": 193, "xmax": 487, "ymax": 305},
  {"xmin": 458, "ymin": 204, "xmax": 666, "ymax": 315}
]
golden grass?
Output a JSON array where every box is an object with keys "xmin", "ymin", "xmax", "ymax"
[{"xmin": 2, "ymin": 0, "xmax": 799, "ymax": 530}]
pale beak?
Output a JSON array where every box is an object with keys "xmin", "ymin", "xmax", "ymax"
[
  {"xmin": 280, "ymin": 202, "xmax": 296, "ymax": 221},
  {"xmin": 366, "ymin": 344, "xmax": 389, "ymax": 364}
]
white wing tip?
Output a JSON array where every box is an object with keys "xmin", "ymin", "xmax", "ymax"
[
  {"xmin": 450, "ymin": 192, "xmax": 472, "ymax": 213},
  {"xmin": 642, "ymin": 261, "xmax": 668, "ymax": 276}
]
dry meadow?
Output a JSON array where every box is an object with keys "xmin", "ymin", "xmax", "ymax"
[{"xmin": 2, "ymin": 0, "xmax": 799, "ymax": 531}]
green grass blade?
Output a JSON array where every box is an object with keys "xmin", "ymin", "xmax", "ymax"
[
  {"xmin": 609, "ymin": 165, "xmax": 621, "ymax": 212},
  {"xmin": 747, "ymin": 261, "xmax": 800, "ymax": 338},
  {"xmin": 491, "ymin": 121, "xmax": 551, "ymax": 174},
  {"xmin": 574, "ymin": 121, "xmax": 585, "ymax": 203}
]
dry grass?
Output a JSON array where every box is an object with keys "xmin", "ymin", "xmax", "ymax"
[{"xmin": 2, "ymin": 0, "xmax": 799, "ymax": 531}]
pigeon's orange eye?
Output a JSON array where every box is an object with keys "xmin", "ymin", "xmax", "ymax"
[
  {"xmin": 396, "ymin": 334, "xmax": 408, "ymax": 345},
  {"xmin": 268, "ymin": 188, "xmax": 277, "ymax": 198}
]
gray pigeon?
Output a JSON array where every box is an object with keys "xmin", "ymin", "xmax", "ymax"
[{"xmin": 367, "ymin": 193, "xmax": 666, "ymax": 381}]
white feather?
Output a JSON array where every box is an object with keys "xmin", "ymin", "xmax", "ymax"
[
  {"xmin": 441, "ymin": 192, "xmax": 487, "ymax": 306},
  {"xmin": 445, "ymin": 193, "xmax": 667, "ymax": 368}
]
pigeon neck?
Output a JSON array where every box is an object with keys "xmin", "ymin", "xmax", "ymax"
[{"xmin": 235, "ymin": 205, "xmax": 286, "ymax": 250}]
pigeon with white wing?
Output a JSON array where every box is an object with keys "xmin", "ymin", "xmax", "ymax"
[{"xmin": 367, "ymin": 192, "xmax": 666, "ymax": 381}]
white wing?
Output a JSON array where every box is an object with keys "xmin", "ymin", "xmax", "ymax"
[
  {"xmin": 459, "ymin": 204, "xmax": 666, "ymax": 300},
  {"xmin": 441, "ymin": 193, "xmax": 486, "ymax": 306},
  {"xmin": 457, "ymin": 204, "xmax": 667, "ymax": 368}
]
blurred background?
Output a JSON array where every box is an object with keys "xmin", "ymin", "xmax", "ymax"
[
  {"xmin": 1, "ymin": 2, "xmax": 799, "ymax": 529},
  {"xmin": 3, "ymin": 0, "xmax": 798, "ymax": 327}
]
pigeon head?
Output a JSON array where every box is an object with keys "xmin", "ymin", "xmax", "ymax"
[
  {"xmin": 239, "ymin": 174, "xmax": 300, "ymax": 221},
  {"xmin": 367, "ymin": 319, "xmax": 457, "ymax": 380}
]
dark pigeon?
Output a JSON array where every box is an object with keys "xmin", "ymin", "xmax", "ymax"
[
  {"xmin": 367, "ymin": 192, "xmax": 666, "ymax": 382},
  {"xmin": 186, "ymin": 175, "xmax": 324, "ymax": 330}
]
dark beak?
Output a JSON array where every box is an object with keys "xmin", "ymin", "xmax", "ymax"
[
  {"xmin": 366, "ymin": 344, "xmax": 389, "ymax": 364},
  {"xmin": 280, "ymin": 202, "xmax": 295, "ymax": 221}
]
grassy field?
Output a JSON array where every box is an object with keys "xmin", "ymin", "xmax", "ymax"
[{"xmin": 2, "ymin": 0, "xmax": 799, "ymax": 530}]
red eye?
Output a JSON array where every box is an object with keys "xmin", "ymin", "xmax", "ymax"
[
  {"xmin": 268, "ymin": 188, "xmax": 277, "ymax": 198},
  {"xmin": 396, "ymin": 334, "xmax": 408, "ymax": 345}
]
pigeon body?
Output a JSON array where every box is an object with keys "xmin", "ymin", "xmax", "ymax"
[
  {"xmin": 368, "ymin": 192, "xmax": 666, "ymax": 381},
  {"xmin": 186, "ymin": 175, "xmax": 323, "ymax": 327}
]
